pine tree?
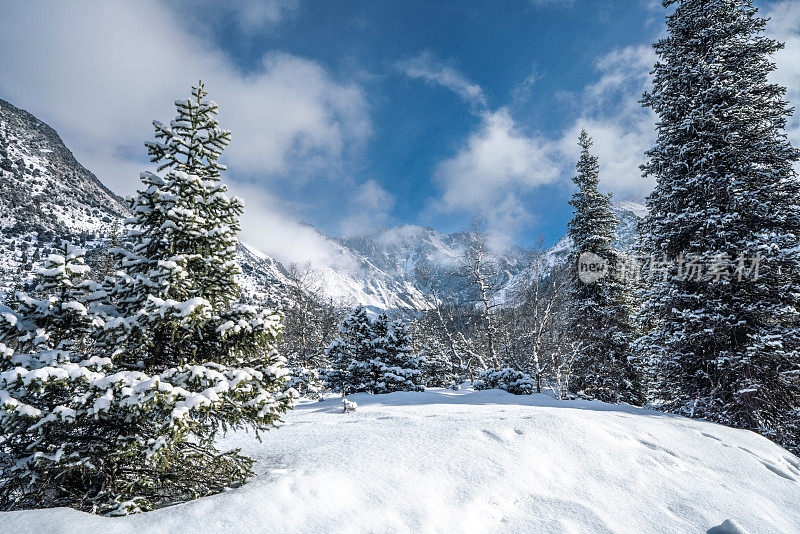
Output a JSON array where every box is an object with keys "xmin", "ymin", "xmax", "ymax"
[
  {"xmin": 417, "ymin": 337, "xmax": 459, "ymax": 389},
  {"xmin": 639, "ymin": 0, "xmax": 800, "ymax": 452},
  {"xmin": 325, "ymin": 306, "xmax": 374, "ymax": 395},
  {"xmin": 107, "ymin": 82, "xmax": 292, "ymax": 511},
  {"xmin": 566, "ymin": 130, "xmax": 643, "ymax": 404},
  {"xmin": 371, "ymin": 316, "xmax": 425, "ymax": 394},
  {"xmin": 0, "ymin": 244, "xmax": 110, "ymax": 511},
  {"xmin": 0, "ymin": 83, "xmax": 294, "ymax": 514},
  {"xmin": 325, "ymin": 309, "xmax": 424, "ymax": 394}
]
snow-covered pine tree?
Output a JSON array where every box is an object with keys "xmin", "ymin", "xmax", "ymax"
[
  {"xmin": 0, "ymin": 244, "xmax": 112, "ymax": 511},
  {"xmin": 639, "ymin": 0, "xmax": 800, "ymax": 452},
  {"xmin": 87, "ymin": 82, "xmax": 294, "ymax": 512},
  {"xmin": 325, "ymin": 309, "xmax": 425, "ymax": 394},
  {"xmin": 324, "ymin": 306, "xmax": 374, "ymax": 395},
  {"xmin": 416, "ymin": 336, "xmax": 459, "ymax": 389},
  {"xmin": 371, "ymin": 315, "xmax": 425, "ymax": 393},
  {"xmin": 566, "ymin": 130, "xmax": 643, "ymax": 404}
]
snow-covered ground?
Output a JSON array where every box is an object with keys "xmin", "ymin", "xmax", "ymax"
[{"xmin": 2, "ymin": 388, "xmax": 799, "ymax": 534}]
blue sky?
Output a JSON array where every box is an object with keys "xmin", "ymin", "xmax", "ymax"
[{"xmin": 1, "ymin": 0, "xmax": 799, "ymax": 266}]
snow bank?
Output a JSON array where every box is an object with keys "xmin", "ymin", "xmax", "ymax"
[{"xmin": 1, "ymin": 388, "xmax": 799, "ymax": 533}]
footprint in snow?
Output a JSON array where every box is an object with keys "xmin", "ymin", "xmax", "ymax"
[
  {"xmin": 638, "ymin": 439, "xmax": 679, "ymax": 458},
  {"xmin": 784, "ymin": 455, "xmax": 800, "ymax": 472},
  {"xmin": 481, "ymin": 428, "xmax": 525, "ymax": 442},
  {"xmin": 482, "ymin": 429, "xmax": 505, "ymax": 442},
  {"xmin": 759, "ymin": 459, "xmax": 797, "ymax": 482},
  {"xmin": 737, "ymin": 445, "xmax": 799, "ymax": 482}
]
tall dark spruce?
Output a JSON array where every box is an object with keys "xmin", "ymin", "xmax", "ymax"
[
  {"xmin": 566, "ymin": 130, "xmax": 643, "ymax": 404},
  {"xmin": 639, "ymin": 0, "xmax": 800, "ymax": 452}
]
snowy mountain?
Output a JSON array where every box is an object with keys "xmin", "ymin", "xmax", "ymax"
[
  {"xmin": 0, "ymin": 99, "xmax": 129, "ymax": 293},
  {"xmin": 0, "ymin": 98, "xmax": 127, "ymax": 236},
  {"xmin": 337, "ymin": 225, "xmax": 527, "ymax": 307},
  {"xmin": 237, "ymin": 240, "xmax": 432, "ymax": 311},
  {"xmin": 239, "ymin": 222, "xmax": 531, "ymax": 312},
  {"xmin": 0, "ymin": 98, "xmax": 443, "ymax": 309},
  {"xmin": 530, "ymin": 200, "xmax": 643, "ymax": 274},
  {"xmin": 0, "ymin": 98, "xmax": 645, "ymax": 311},
  {"xmin": 3, "ymin": 387, "xmax": 798, "ymax": 533}
]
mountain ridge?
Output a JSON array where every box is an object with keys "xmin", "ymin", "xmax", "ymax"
[
  {"xmin": 0, "ymin": 98, "xmax": 644, "ymax": 311},
  {"xmin": 0, "ymin": 98, "xmax": 127, "ymax": 235}
]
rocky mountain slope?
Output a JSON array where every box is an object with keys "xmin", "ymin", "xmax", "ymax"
[
  {"xmin": 0, "ymin": 99, "xmax": 129, "ymax": 293},
  {"xmin": 0, "ymin": 99, "xmax": 127, "ymax": 236},
  {"xmin": 502, "ymin": 199, "xmax": 644, "ymax": 286}
]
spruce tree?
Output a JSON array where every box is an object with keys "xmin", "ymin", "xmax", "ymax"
[
  {"xmin": 325, "ymin": 308, "xmax": 424, "ymax": 394},
  {"xmin": 566, "ymin": 130, "xmax": 643, "ymax": 404},
  {"xmin": 371, "ymin": 315, "xmax": 425, "ymax": 394},
  {"xmin": 2, "ymin": 82, "xmax": 294, "ymax": 514},
  {"xmin": 639, "ymin": 0, "xmax": 800, "ymax": 452},
  {"xmin": 108, "ymin": 82, "xmax": 292, "ymax": 510},
  {"xmin": 0, "ymin": 245, "xmax": 109, "ymax": 511},
  {"xmin": 325, "ymin": 306, "xmax": 374, "ymax": 395}
]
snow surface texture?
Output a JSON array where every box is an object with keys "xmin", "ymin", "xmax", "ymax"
[{"xmin": 2, "ymin": 388, "xmax": 798, "ymax": 534}]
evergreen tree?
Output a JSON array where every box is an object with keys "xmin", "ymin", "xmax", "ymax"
[
  {"xmin": 325, "ymin": 308, "xmax": 424, "ymax": 394},
  {"xmin": 0, "ymin": 245, "xmax": 110, "ymax": 511},
  {"xmin": 639, "ymin": 0, "xmax": 800, "ymax": 452},
  {"xmin": 474, "ymin": 367, "xmax": 535, "ymax": 395},
  {"xmin": 102, "ymin": 82, "xmax": 293, "ymax": 511},
  {"xmin": 566, "ymin": 130, "xmax": 643, "ymax": 404},
  {"xmin": 93, "ymin": 220, "xmax": 121, "ymax": 283},
  {"xmin": 371, "ymin": 316, "xmax": 425, "ymax": 394},
  {"xmin": 325, "ymin": 306, "xmax": 374, "ymax": 395},
  {"xmin": 417, "ymin": 339, "xmax": 459, "ymax": 389},
  {"xmin": 0, "ymin": 83, "xmax": 294, "ymax": 514}
]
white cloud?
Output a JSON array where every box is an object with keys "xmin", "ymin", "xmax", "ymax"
[
  {"xmin": 340, "ymin": 180, "xmax": 395, "ymax": 237},
  {"xmin": 561, "ymin": 3, "xmax": 800, "ymax": 199},
  {"xmin": 232, "ymin": 182, "xmax": 356, "ymax": 270},
  {"xmin": 0, "ymin": 0, "xmax": 378, "ymax": 267},
  {"xmin": 396, "ymin": 52, "xmax": 487, "ymax": 109},
  {"xmin": 416, "ymin": 43, "xmax": 658, "ymax": 241},
  {"xmin": 211, "ymin": 0, "xmax": 301, "ymax": 33},
  {"xmin": 511, "ymin": 68, "xmax": 538, "ymax": 105},
  {"xmin": 556, "ymin": 45, "xmax": 658, "ymax": 199},
  {"xmin": 398, "ymin": 56, "xmax": 560, "ymax": 242},
  {"xmin": 431, "ymin": 108, "xmax": 560, "ymax": 242},
  {"xmin": 165, "ymin": 0, "xmax": 301, "ymax": 37},
  {"xmin": 0, "ymin": 0, "xmax": 370, "ymax": 195},
  {"xmin": 435, "ymin": 108, "xmax": 559, "ymax": 211}
]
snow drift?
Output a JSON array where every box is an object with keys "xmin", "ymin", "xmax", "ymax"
[{"xmin": 1, "ymin": 388, "xmax": 798, "ymax": 533}]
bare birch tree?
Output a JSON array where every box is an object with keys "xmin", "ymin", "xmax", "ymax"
[{"xmin": 455, "ymin": 215, "xmax": 500, "ymax": 369}]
